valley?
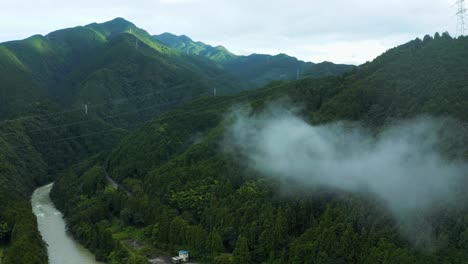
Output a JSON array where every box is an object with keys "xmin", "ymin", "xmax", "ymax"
[{"xmin": 0, "ymin": 14, "xmax": 467, "ymax": 264}]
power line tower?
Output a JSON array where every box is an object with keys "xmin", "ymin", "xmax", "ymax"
[{"xmin": 456, "ymin": 0, "xmax": 467, "ymax": 36}]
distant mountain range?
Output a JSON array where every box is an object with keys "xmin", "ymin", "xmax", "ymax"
[
  {"xmin": 154, "ymin": 32, "xmax": 355, "ymax": 87},
  {"xmin": 0, "ymin": 17, "xmax": 354, "ymax": 123}
]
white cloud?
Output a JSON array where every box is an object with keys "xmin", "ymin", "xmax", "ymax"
[{"xmin": 158, "ymin": 0, "xmax": 195, "ymax": 4}]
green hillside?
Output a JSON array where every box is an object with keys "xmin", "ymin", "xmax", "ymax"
[
  {"xmin": 0, "ymin": 17, "xmax": 354, "ymax": 264},
  {"xmin": 0, "ymin": 17, "xmax": 353, "ymax": 264},
  {"xmin": 0, "ymin": 111, "xmax": 127, "ymax": 263},
  {"xmin": 154, "ymin": 33, "xmax": 356, "ymax": 87},
  {"xmin": 0, "ymin": 17, "xmax": 353, "ymax": 126},
  {"xmin": 52, "ymin": 34, "xmax": 468, "ymax": 263},
  {"xmin": 155, "ymin": 33, "xmax": 237, "ymax": 63},
  {"xmin": 0, "ymin": 18, "xmax": 250, "ymax": 124}
]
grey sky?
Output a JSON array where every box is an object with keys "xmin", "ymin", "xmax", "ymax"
[{"xmin": 0, "ymin": 0, "xmax": 459, "ymax": 64}]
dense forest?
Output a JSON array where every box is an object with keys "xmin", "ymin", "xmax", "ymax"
[
  {"xmin": 0, "ymin": 17, "xmax": 243, "ymax": 124},
  {"xmin": 0, "ymin": 14, "xmax": 467, "ymax": 264},
  {"xmin": 51, "ymin": 33, "xmax": 468, "ymax": 264},
  {"xmin": 0, "ymin": 18, "xmax": 352, "ymax": 264},
  {"xmin": 0, "ymin": 18, "xmax": 351, "ymax": 123},
  {"xmin": 0, "ymin": 110, "xmax": 126, "ymax": 263}
]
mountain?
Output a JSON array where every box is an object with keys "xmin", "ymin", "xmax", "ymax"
[
  {"xmin": 154, "ymin": 33, "xmax": 356, "ymax": 87},
  {"xmin": 0, "ymin": 110, "xmax": 126, "ymax": 263},
  {"xmin": 155, "ymin": 32, "xmax": 237, "ymax": 63},
  {"xmin": 52, "ymin": 33, "xmax": 468, "ymax": 263},
  {"xmin": 0, "ymin": 18, "xmax": 250, "ymax": 124},
  {"xmin": 0, "ymin": 18, "xmax": 353, "ymax": 125},
  {"xmin": 0, "ymin": 17, "xmax": 355, "ymax": 263}
]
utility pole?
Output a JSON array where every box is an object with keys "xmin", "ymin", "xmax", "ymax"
[{"xmin": 456, "ymin": 0, "xmax": 466, "ymax": 36}]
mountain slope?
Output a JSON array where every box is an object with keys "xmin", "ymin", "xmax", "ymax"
[
  {"xmin": 0, "ymin": 18, "xmax": 249, "ymax": 123},
  {"xmin": 0, "ymin": 17, "xmax": 249, "ymax": 263},
  {"xmin": 154, "ymin": 32, "xmax": 356, "ymax": 87},
  {"xmin": 52, "ymin": 34, "xmax": 468, "ymax": 263},
  {"xmin": 0, "ymin": 17, "xmax": 353, "ymax": 264},
  {"xmin": 0, "ymin": 17, "xmax": 354, "ymax": 128},
  {"xmin": 316, "ymin": 33, "xmax": 468, "ymax": 123},
  {"xmin": 155, "ymin": 32, "xmax": 237, "ymax": 63},
  {"xmin": 0, "ymin": 111, "xmax": 126, "ymax": 264}
]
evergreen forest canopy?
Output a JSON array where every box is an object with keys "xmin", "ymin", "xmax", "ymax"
[
  {"xmin": 52, "ymin": 32, "xmax": 468, "ymax": 263},
  {"xmin": 0, "ymin": 17, "xmax": 353, "ymax": 264},
  {"xmin": 0, "ymin": 17, "xmax": 467, "ymax": 264}
]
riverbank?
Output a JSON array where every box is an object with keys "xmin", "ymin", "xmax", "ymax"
[{"xmin": 32, "ymin": 183, "xmax": 102, "ymax": 264}]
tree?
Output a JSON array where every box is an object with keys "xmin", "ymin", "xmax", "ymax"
[
  {"xmin": 0, "ymin": 221, "xmax": 9, "ymax": 243},
  {"xmin": 213, "ymin": 254, "xmax": 233, "ymax": 264},
  {"xmin": 127, "ymin": 253, "xmax": 148, "ymax": 264},
  {"xmin": 186, "ymin": 225, "xmax": 207, "ymax": 252},
  {"xmin": 120, "ymin": 208, "xmax": 133, "ymax": 224},
  {"xmin": 208, "ymin": 230, "xmax": 224, "ymax": 255},
  {"xmin": 108, "ymin": 252, "xmax": 121, "ymax": 264},
  {"xmin": 158, "ymin": 211, "xmax": 170, "ymax": 245},
  {"xmin": 233, "ymin": 235, "xmax": 251, "ymax": 264},
  {"xmin": 169, "ymin": 216, "xmax": 188, "ymax": 245}
]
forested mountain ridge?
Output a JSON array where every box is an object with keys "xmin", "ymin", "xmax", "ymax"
[
  {"xmin": 0, "ymin": 17, "xmax": 356, "ymax": 264},
  {"xmin": 155, "ymin": 33, "xmax": 237, "ymax": 63},
  {"xmin": 154, "ymin": 32, "xmax": 356, "ymax": 87},
  {"xmin": 315, "ymin": 32, "xmax": 468, "ymax": 123},
  {"xmin": 0, "ymin": 112, "xmax": 126, "ymax": 263},
  {"xmin": 0, "ymin": 18, "xmax": 249, "ymax": 123},
  {"xmin": 0, "ymin": 18, "xmax": 352, "ymax": 124},
  {"xmin": 52, "ymin": 34, "xmax": 468, "ymax": 264}
]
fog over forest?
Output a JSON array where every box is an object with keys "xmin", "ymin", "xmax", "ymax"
[{"xmin": 226, "ymin": 104, "xmax": 468, "ymax": 245}]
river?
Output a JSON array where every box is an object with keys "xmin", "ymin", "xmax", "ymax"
[{"xmin": 31, "ymin": 183, "xmax": 102, "ymax": 264}]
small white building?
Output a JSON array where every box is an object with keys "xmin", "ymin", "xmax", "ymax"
[
  {"xmin": 179, "ymin": 250, "xmax": 189, "ymax": 260},
  {"xmin": 171, "ymin": 250, "xmax": 189, "ymax": 263}
]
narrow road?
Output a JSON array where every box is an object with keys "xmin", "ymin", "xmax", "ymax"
[
  {"xmin": 105, "ymin": 174, "xmax": 119, "ymax": 190},
  {"xmin": 100, "ymin": 166, "xmax": 132, "ymax": 196}
]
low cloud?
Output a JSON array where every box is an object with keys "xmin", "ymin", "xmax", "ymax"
[{"xmin": 225, "ymin": 103, "xmax": 468, "ymax": 245}]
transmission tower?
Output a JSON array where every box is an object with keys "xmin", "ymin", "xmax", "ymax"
[{"xmin": 456, "ymin": 0, "xmax": 467, "ymax": 36}]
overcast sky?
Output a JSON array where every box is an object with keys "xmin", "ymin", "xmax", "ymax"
[{"xmin": 0, "ymin": 0, "xmax": 460, "ymax": 64}]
